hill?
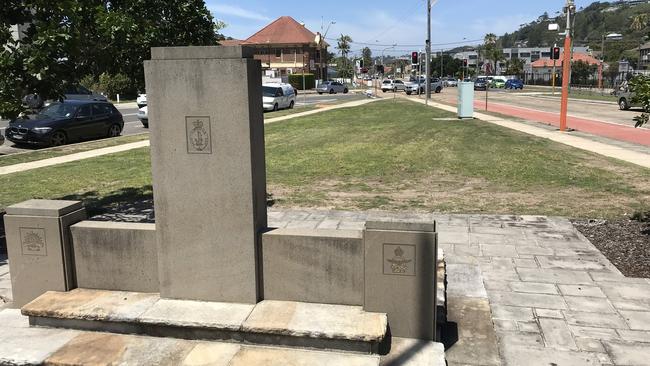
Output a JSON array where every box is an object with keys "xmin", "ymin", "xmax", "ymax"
[{"xmin": 500, "ymin": 1, "xmax": 650, "ymax": 63}]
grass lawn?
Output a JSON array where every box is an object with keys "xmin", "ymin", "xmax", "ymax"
[
  {"xmin": 0, "ymin": 99, "xmax": 648, "ymax": 218},
  {"xmin": 0, "ymin": 134, "xmax": 149, "ymax": 167},
  {"xmin": 264, "ymin": 105, "xmax": 318, "ymax": 119}
]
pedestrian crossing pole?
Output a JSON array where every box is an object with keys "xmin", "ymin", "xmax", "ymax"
[{"xmin": 560, "ymin": 0, "xmax": 575, "ymax": 132}]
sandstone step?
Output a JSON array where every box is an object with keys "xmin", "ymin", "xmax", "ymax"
[
  {"xmin": 1, "ymin": 308, "xmax": 445, "ymax": 366},
  {"xmin": 22, "ymin": 289, "xmax": 388, "ymax": 354}
]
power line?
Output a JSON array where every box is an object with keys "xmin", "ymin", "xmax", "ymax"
[{"xmin": 325, "ymin": 37, "xmax": 484, "ymax": 48}]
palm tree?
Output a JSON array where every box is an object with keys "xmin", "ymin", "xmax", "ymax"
[
  {"xmin": 482, "ymin": 33, "xmax": 503, "ymax": 75},
  {"xmin": 630, "ymin": 14, "xmax": 649, "ymax": 32},
  {"xmin": 336, "ymin": 34, "xmax": 352, "ymax": 58}
]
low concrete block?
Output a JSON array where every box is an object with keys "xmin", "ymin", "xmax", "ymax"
[
  {"xmin": 71, "ymin": 221, "xmax": 158, "ymax": 293},
  {"xmin": 261, "ymin": 228, "xmax": 363, "ymax": 305},
  {"xmin": 4, "ymin": 199, "xmax": 86, "ymax": 307},
  {"xmin": 363, "ymin": 220, "xmax": 437, "ymax": 340}
]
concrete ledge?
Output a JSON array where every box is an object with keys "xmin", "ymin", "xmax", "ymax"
[
  {"xmin": 150, "ymin": 45, "xmax": 255, "ymax": 60},
  {"xmin": 71, "ymin": 221, "xmax": 158, "ymax": 293},
  {"xmin": 261, "ymin": 228, "xmax": 364, "ymax": 305},
  {"xmin": 22, "ymin": 289, "xmax": 388, "ymax": 354}
]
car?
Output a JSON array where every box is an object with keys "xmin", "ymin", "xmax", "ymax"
[
  {"xmin": 445, "ymin": 79, "xmax": 458, "ymax": 87},
  {"xmin": 405, "ymin": 77, "xmax": 443, "ymax": 95},
  {"xmin": 5, "ymin": 100, "xmax": 124, "ymax": 147},
  {"xmin": 0, "ymin": 132, "xmax": 4, "ymax": 146},
  {"xmin": 137, "ymin": 94, "xmax": 147, "ymax": 108},
  {"xmin": 262, "ymin": 83, "xmax": 296, "ymax": 112},
  {"xmin": 137, "ymin": 106, "xmax": 148, "ymax": 128},
  {"xmin": 381, "ymin": 79, "xmax": 406, "ymax": 93},
  {"xmin": 615, "ymin": 91, "xmax": 641, "ymax": 110},
  {"xmin": 505, "ymin": 79, "xmax": 524, "ymax": 90},
  {"xmin": 317, "ymin": 81, "xmax": 348, "ymax": 94},
  {"xmin": 22, "ymin": 85, "xmax": 107, "ymax": 110},
  {"xmin": 491, "ymin": 79, "xmax": 506, "ymax": 88},
  {"xmin": 474, "ymin": 78, "xmax": 488, "ymax": 91}
]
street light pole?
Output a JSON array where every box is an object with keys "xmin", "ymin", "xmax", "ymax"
[
  {"xmin": 559, "ymin": 0, "xmax": 575, "ymax": 132},
  {"xmin": 425, "ymin": 0, "xmax": 432, "ymax": 104}
]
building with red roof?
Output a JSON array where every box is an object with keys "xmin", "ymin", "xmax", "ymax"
[{"xmin": 220, "ymin": 16, "xmax": 328, "ymax": 79}]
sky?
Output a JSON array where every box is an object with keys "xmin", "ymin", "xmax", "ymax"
[{"xmin": 206, "ymin": 0, "xmax": 596, "ymax": 55}]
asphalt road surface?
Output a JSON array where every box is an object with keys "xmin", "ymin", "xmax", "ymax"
[{"xmin": 0, "ymin": 92, "xmax": 360, "ymax": 157}]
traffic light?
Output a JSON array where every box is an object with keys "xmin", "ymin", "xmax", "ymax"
[
  {"xmin": 411, "ymin": 51, "xmax": 419, "ymax": 65},
  {"xmin": 359, "ymin": 59, "xmax": 364, "ymax": 68},
  {"xmin": 552, "ymin": 47, "xmax": 561, "ymax": 60}
]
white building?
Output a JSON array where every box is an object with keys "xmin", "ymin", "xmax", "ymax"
[{"xmin": 453, "ymin": 46, "xmax": 591, "ymax": 74}]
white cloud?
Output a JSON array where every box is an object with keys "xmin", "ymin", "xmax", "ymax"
[{"xmin": 210, "ymin": 4, "xmax": 270, "ymax": 22}]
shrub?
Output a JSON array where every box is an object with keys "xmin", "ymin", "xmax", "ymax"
[
  {"xmin": 288, "ymin": 73, "xmax": 315, "ymax": 90},
  {"xmin": 96, "ymin": 73, "xmax": 135, "ymax": 99}
]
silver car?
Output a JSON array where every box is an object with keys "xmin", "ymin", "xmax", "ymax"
[{"xmin": 317, "ymin": 81, "xmax": 348, "ymax": 94}]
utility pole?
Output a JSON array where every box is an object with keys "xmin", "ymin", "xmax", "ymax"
[
  {"xmin": 425, "ymin": 0, "xmax": 432, "ymax": 104},
  {"xmin": 559, "ymin": 0, "xmax": 575, "ymax": 132},
  {"xmin": 552, "ymin": 44, "xmax": 557, "ymax": 95}
]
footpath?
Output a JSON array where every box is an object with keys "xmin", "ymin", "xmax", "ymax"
[{"xmin": 403, "ymin": 96, "xmax": 650, "ymax": 169}]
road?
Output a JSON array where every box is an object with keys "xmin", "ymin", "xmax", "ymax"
[
  {"xmin": 431, "ymin": 87, "xmax": 644, "ymax": 129},
  {"xmin": 0, "ymin": 93, "xmax": 359, "ymax": 156}
]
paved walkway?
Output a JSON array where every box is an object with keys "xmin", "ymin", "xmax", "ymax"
[
  {"xmin": 405, "ymin": 97, "xmax": 650, "ymax": 169},
  {"xmin": 0, "ymin": 140, "xmax": 150, "ymax": 176},
  {"xmin": 1, "ymin": 209, "xmax": 649, "ymax": 365},
  {"xmin": 265, "ymin": 97, "xmax": 379, "ymax": 124}
]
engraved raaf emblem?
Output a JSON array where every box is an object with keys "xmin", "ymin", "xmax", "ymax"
[
  {"xmin": 19, "ymin": 228, "xmax": 47, "ymax": 256},
  {"xmin": 387, "ymin": 246, "xmax": 412, "ymax": 274},
  {"xmin": 383, "ymin": 244, "xmax": 416, "ymax": 276},
  {"xmin": 186, "ymin": 116, "xmax": 212, "ymax": 154}
]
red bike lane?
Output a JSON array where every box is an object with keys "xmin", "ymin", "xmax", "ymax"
[{"xmin": 470, "ymin": 100, "xmax": 650, "ymax": 147}]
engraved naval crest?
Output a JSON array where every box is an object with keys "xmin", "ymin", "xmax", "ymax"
[
  {"xmin": 383, "ymin": 244, "xmax": 416, "ymax": 276},
  {"xmin": 19, "ymin": 227, "xmax": 47, "ymax": 256},
  {"xmin": 186, "ymin": 116, "xmax": 212, "ymax": 154},
  {"xmin": 387, "ymin": 246, "xmax": 412, "ymax": 273}
]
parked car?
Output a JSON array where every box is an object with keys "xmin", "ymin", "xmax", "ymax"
[
  {"xmin": 615, "ymin": 91, "xmax": 640, "ymax": 110},
  {"xmin": 262, "ymin": 83, "xmax": 296, "ymax": 111},
  {"xmin": 505, "ymin": 79, "xmax": 524, "ymax": 90},
  {"xmin": 5, "ymin": 100, "xmax": 123, "ymax": 147},
  {"xmin": 474, "ymin": 78, "xmax": 488, "ymax": 91},
  {"xmin": 491, "ymin": 79, "xmax": 506, "ymax": 88},
  {"xmin": 405, "ymin": 77, "xmax": 443, "ymax": 95},
  {"xmin": 445, "ymin": 79, "xmax": 459, "ymax": 87},
  {"xmin": 137, "ymin": 94, "xmax": 147, "ymax": 108},
  {"xmin": 381, "ymin": 79, "xmax": 406, "ymax": 93},
  {"xmin": 21, "ymin": 85, "xmax": 107, "ymax": 110},
  {"xmin": 137, "ymin": 106, "xmax": 148, "ymax": 128},
  {"xmin": 317, "ymin": 81, "xmax": 348, "ymax": 94}
]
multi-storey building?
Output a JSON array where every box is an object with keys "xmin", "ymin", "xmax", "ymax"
[
  {"xmin": 222, "ymin": 16, "xmax": 328, "ymax": 79},
  {"xmin": 453, "ymin": 46, "xmax": 591, "ymax": 74}
]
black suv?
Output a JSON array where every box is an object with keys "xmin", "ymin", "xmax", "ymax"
[{"xmin": 5, "ymin": 100, "xmax": 124, "ymax": 147}]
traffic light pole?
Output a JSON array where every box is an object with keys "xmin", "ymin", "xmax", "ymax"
[{"xmin": 559, "ymin": 0, "xmax": 575, "ymax": 132}]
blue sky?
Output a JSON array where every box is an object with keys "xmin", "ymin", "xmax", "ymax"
[{"xmin": 207, "ymin": 0, "xmax": 594, "ymax": 55}]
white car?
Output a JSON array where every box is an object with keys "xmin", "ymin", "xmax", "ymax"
[
  {"xmin": 404, "ymin": 77, "xmax": 443, "ymax": 95},
  {"xmin": 445, "ymin": 79, "xmax": 458, "ymax": 87},
  {"xmin": 137, "ymin": 106, "xmax": 148, "ymax": 128},
  {"xmin": 381, "ymin": 79, "xmax": 406, "ymax": 93},
  {"xmin": 136, "ymin": 94, "xmax": 147, "ymax": 108},
  {"xmin": 262, "ymin": 83, "xmax": 296, "ymax": 111}
]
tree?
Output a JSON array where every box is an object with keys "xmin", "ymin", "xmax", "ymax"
[
  {"xmin": 362, "ymin": 47, "xmax": 372, "ymax": 70},
  {"xmin": 630, "ymin": 14, "xmax": 649, "ymax": 32},
  {"xmin": 0, "ymin": 0, "xmax": 223, "ymax": 119},
  {"xmin": 629, "ymin": 74, "xmax": 650, "ymax": 127},
  {"xmin": 571, "ymin": 60, "xmax": 597, "ymax": 85},
  {"xmin": 504, "ymin": 58, "xmax": 525, "ymax": 76},
  {"xmin": 430, "ymin": 55, "xmax": 463, "ymax": 78},
  {"xmin": 336, "ymin": 34, "xmax": 353, "ymax": 78},
  {"xmin": 481, "ymin": 33, "xmax": 504, "ymax": 75}
]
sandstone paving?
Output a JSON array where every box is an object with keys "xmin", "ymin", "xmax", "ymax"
[
  {"xmin": 2, "ymin": 210, "xmax": 650, "ymax": 365},
  {"xmin": 266, "ymin": 210, "xmax": 650, "ymax": 366}
]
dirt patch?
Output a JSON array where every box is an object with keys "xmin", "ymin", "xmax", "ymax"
[{"xmin": 572, "ymin": 218, "xmax": 650, "ymax": 278}]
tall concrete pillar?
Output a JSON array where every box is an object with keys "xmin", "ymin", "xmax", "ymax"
[
  {"xmin": 4, "ymin": 200, "xmax": 86, "ymax": 307},
  {"xmin": 144, "ymin": 46, "xmax": 267, "ymax": 303}
]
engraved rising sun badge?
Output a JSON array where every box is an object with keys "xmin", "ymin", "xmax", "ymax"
[{"xmin": 387, "ymin": 246, "xmax": 412, "ymax": 274}]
